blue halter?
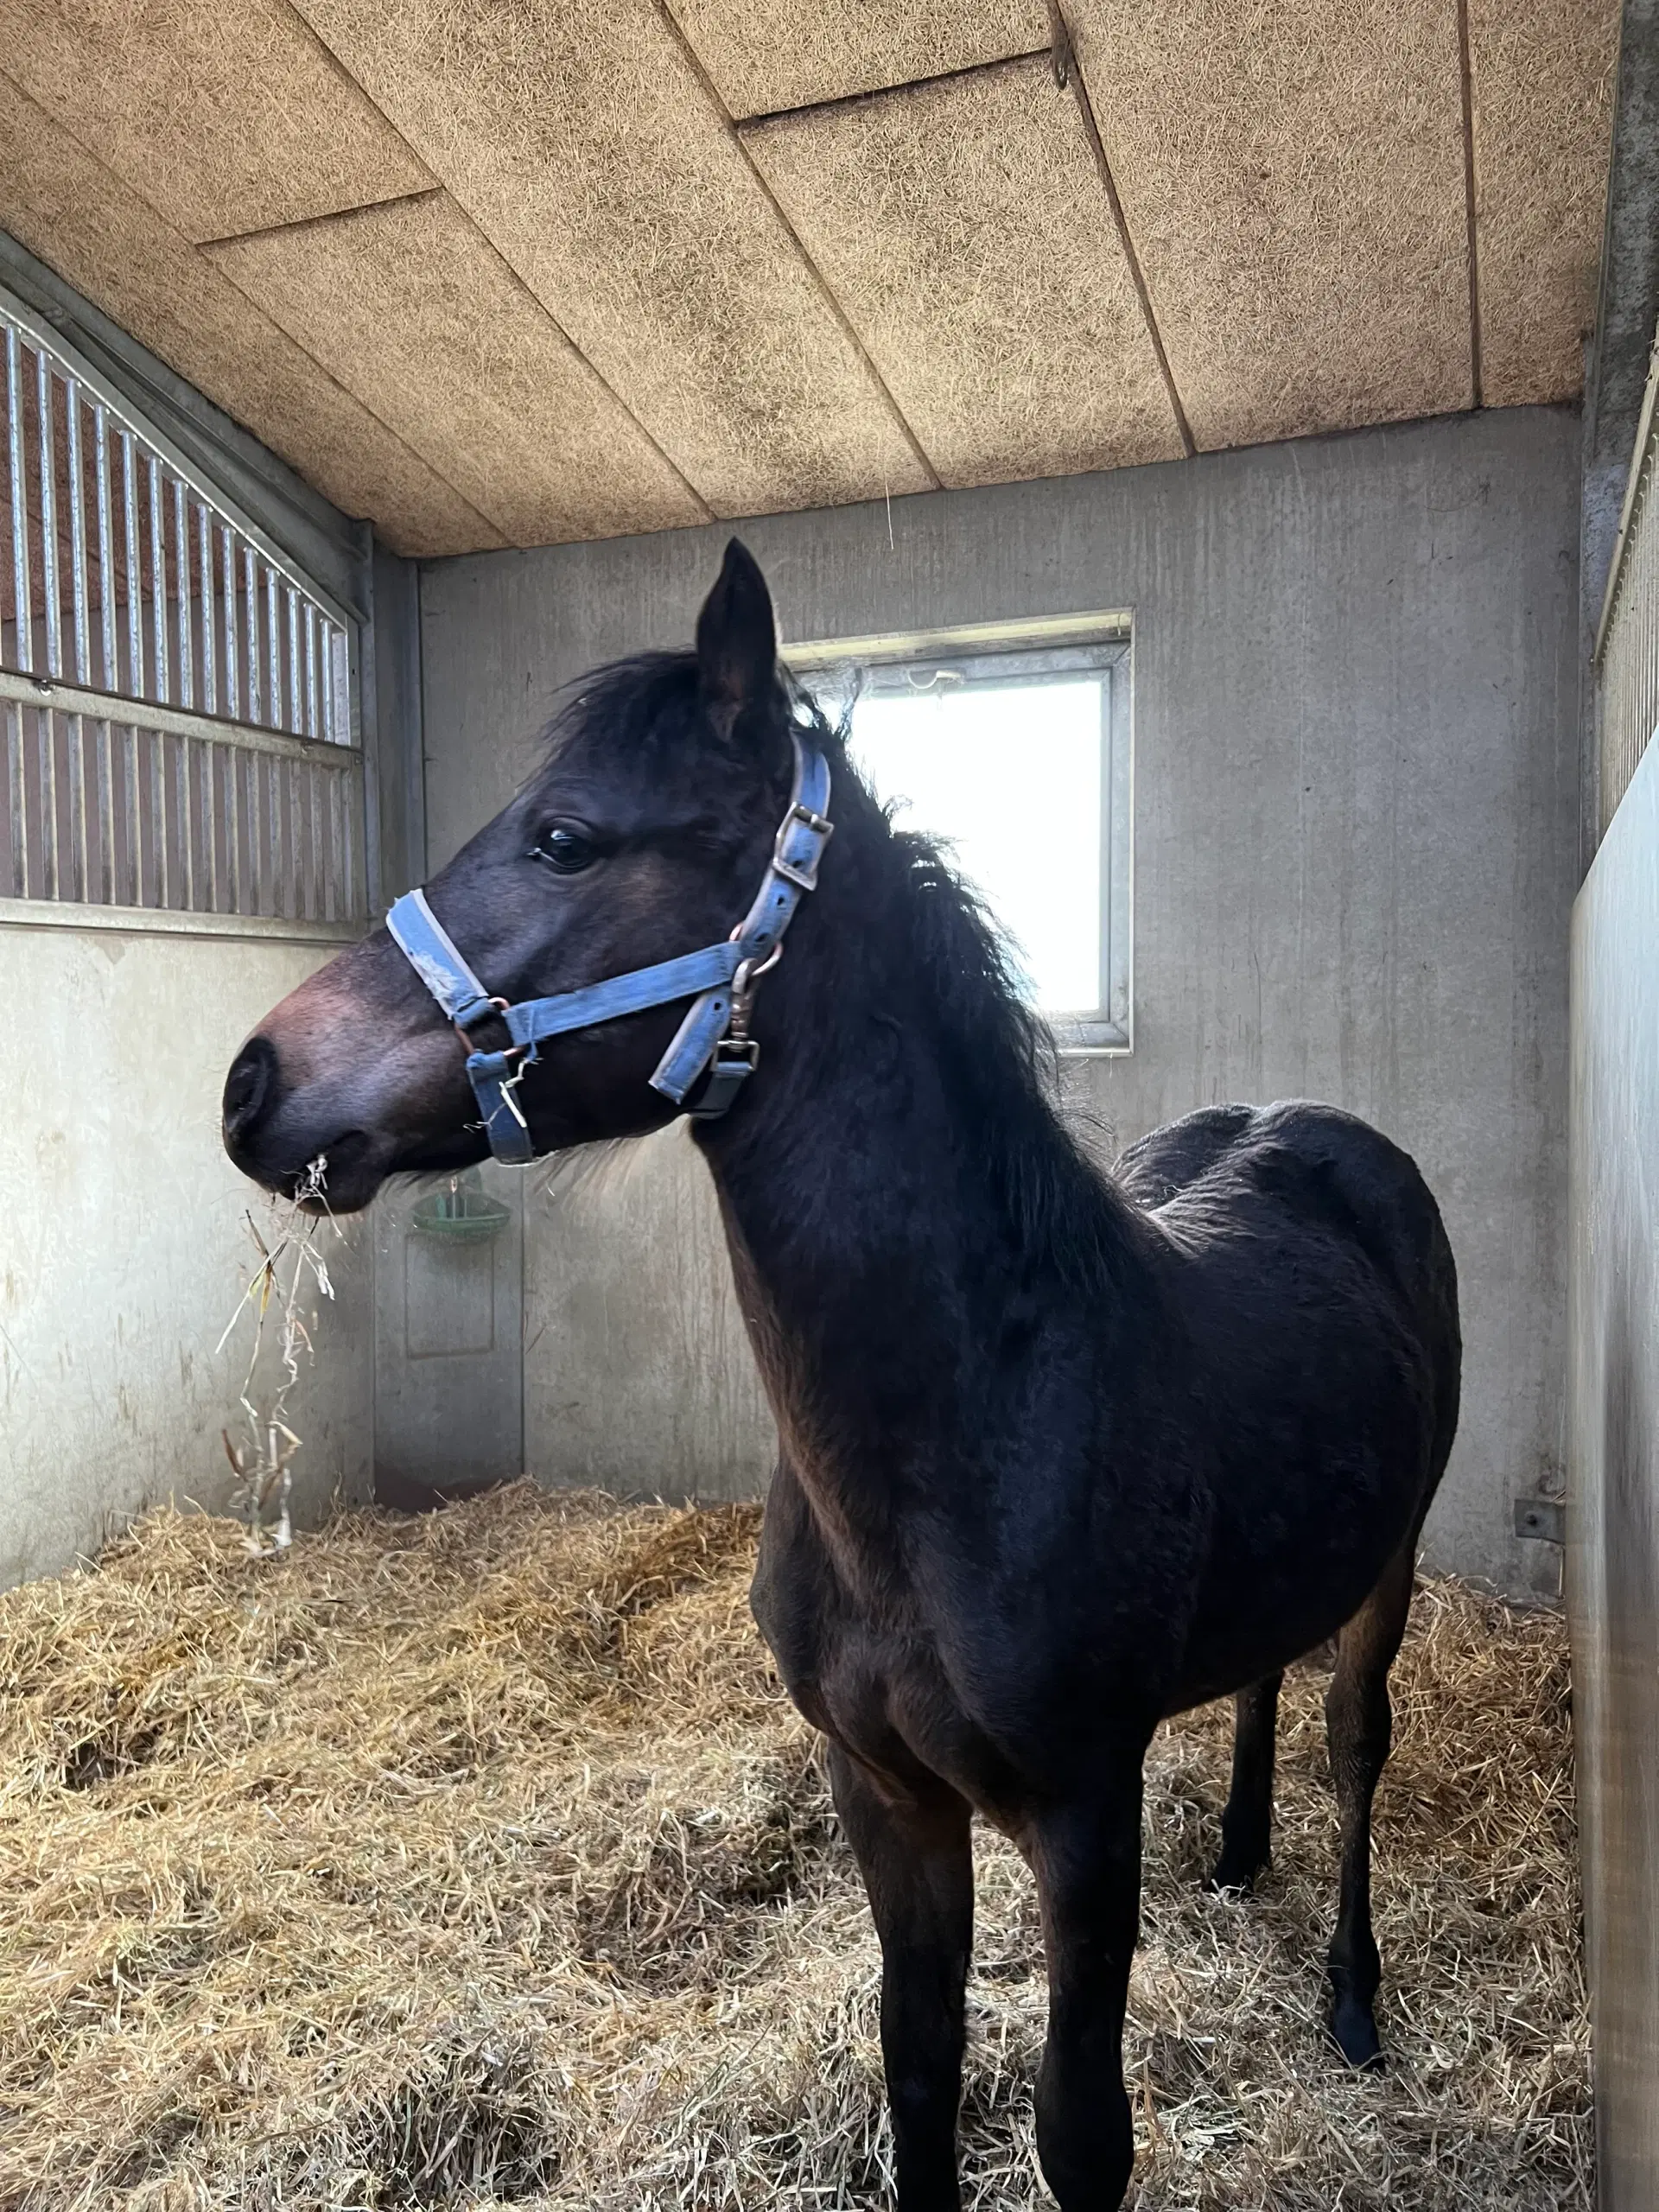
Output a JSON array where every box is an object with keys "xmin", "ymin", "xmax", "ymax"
[{"xmin": 385, "ymin": 736, "xmax": 833, "ymax": 1165}]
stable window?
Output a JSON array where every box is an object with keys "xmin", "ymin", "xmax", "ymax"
[
  {"xmin": 0, "ymin": 279, "xmax": 364, "ymax": 924},
  {"xmin": 791, "ymin": 622, "xmax": 1132, "ymax": 1052}
]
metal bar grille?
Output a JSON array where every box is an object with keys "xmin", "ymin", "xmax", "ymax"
[
  {"xmin": 1597, "ymin": 329, "xmax": 1659, "ymax": 836},
  {"xmin": 1599, "ymin": 452, "xmax": 1659, "ymax": 834},
  {"xmin": 0, "ymin": 283, "xmax": 363, "ymax": 921}
]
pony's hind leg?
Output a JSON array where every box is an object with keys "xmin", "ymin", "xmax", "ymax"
[
  {"xmin": 1208, "ymin": 1671, "xmax": 1284, "ymax": 1891},
  {"xmin": 826, "ymin": 1742, "xmax": 973, "ymax": 2212},
  {"xmin": 1324, "ymin": 1541, "xmax": 1416, "ymax": 2067}
]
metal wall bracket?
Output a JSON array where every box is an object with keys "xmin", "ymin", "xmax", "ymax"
[{"xmin": 1513, "ymin": 1496, "xmax": 1566, "ymax": 1545}]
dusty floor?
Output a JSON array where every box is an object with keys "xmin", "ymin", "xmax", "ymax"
[{"xmin": 0, "ymin": 1486, "xmax": 1586, "ymax": 2210}]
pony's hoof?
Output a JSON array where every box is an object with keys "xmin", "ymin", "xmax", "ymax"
[
  {"xmin": 1329, "ymin": 1996, "xmax": 1384, "ymax": 2069},
  {"xmin": 1205, "ymin": 1848, "xmax": 1267, "ymax": 1895}
]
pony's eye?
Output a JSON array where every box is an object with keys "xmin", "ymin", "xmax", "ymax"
[{"xmin": 531, "ymin": 825, "xmax": 596, "ymax": 875}]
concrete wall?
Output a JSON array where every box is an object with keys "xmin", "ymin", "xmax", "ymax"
[
  {"xmin": 1568, "ymin": 730, "xmax": 1659, "ymax": 2209},
  {"xmin": 416, "ymin": 406, "xmax": 1582, "ymax": 1589},
  {"xmin": 0, "ymin": 907, "xmax": 373, "ymax": 1589}
]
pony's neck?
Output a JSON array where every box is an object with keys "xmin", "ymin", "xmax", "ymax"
[{"xmin": 694, "ymin": 761, "xmax": 1144, "ymax": 1529}]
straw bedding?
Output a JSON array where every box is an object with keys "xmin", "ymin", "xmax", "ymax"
[{"xmin": 0, "ymin": 1484, "xmax": 1586, "ymax": 2210}]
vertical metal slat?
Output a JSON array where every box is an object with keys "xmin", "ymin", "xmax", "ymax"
[
  {"xmin": 318, "ymin": 620, "xmax": 334, "ymax": 743},
  {"xmin": 93, "ymin": 405, "xmax": 118, "ymax": 901},
  {"xmin": 35, "ymin": 353, "xmax": 60, "ymax": 897},
  {"xmin": 286, "ymin": 585, "xmax": 302, "ymax": 737},
  {"xmin": 121, "ymin": 435, "xmax": 143, "ymax": 903},
  {"xmin": 197, "ymin": 501, "xmax": 215, "ymax": 716},
  {"xmin": 4, "ymin": 333, "xmax": 33, "ymax": 894},
  {"xmin": 120, "ymin": 435, "xmax": 142, "ymax": 697},
  {"xmin": 173, "ymin": 474, "xmax": 193, "ymax": 711},
  {"xmin": 5, "ymin": 701, "xmax": 24, "ymax": 896},
  {"xmin": 304, "ymin": 602, "xmax": 319, "ymax": 741},
  {"xmin": 244, "ymin": 543, "xmax": 260, "ymax": 728},
  {"xmin": 6, "ymin": 328, "xmax": 32, "ymax": 677},
  {"xmin": 221, "ymin": 526, "xmax": 238, "ymax": 720},
  {"xmin": 226, "ymin": 741, "xmax": 241, "ymax": 916},
  {"xmin": 147, "ymin": 454, "xmax": 168, "ymax": 706},
  {"xmin": 147, "ymin": 457, "xmax": 169, "ymax": 903},
  {"xmin": 65, "ymin": 381, "xmax": 92, "ymax": 899},
  {"xmin": 264, "ymin": 564, "xmax": 282, "ymax": 732},
  {"xmin": 171, "ymin": 481, "xmax": 194, "ymax": 907}
]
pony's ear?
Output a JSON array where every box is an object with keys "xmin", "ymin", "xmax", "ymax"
[{"xmin": 696, "ymin": 538, "xmax": 779, "ymax": 743}]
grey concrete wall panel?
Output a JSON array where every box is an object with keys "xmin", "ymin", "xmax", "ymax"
[
  {"xmin": 371, "ymin": 1159, "xmax": 524, "ymax": 1500},
  {"xmin": 528, "ymin": 1128, "xmax": 775, "ymax": 1502},
  {"xmin": 0, "ymin": 914, "xmax": 373, "ymax": 1590},
  {"xmin": 1568, "ymin": 730, "xmax": 1659, "ymax": 2209},
  {"xmin": 419, "ymin": 408, "xmax": 1580, "ymax": 1581}
]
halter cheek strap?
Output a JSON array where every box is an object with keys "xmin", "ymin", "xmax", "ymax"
[{"xmin": 385, "ymin": 736, "xmax": 833, "ymax": 1165}]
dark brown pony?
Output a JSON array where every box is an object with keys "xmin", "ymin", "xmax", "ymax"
[{"xmin": 224, "ymin": 541, "xmax": 1460, "ymax": 2211}]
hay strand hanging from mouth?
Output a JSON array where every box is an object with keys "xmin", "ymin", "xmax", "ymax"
[{"xmin": 0, "ymin": 1486, "xmax": 1586, "ymax": 2209}]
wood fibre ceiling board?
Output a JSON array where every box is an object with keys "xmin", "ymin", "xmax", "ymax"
[
  {"xmin": 1066, "ymin": 0, "xmax": 1473, "ymax": 451},
  {"xmin": 291, "ymin": 0, "xmax": 937, "ymax": 517},
  {"xmin": 206, "ymin": 195, "xmax": 709, "ymax": 548},
  {"xmin": 1467, "ymin": 0, "xmax": 1619, "ymax": 407},
  {"xmin": 742, "ymin": 56, "xmax": 1184, "ymax": 487},
  {"xmin": 2, "ymin": 1, "xmax": 433, "ymax": 246},
  {"xmin": 0, "ymin": 74, "xmax": 502, "ymax": 559},
  {"xmin": 665, "ymin": 0, "xmax": 1048, "ymax": 119}
]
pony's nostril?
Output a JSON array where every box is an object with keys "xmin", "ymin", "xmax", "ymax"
[{"xmin": 223, "ymin": 1035, "xmax": 276, "ymax": 1144}]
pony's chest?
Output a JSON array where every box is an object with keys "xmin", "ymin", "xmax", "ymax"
[{"xmin": 752, "ymin": 1484, "xmax": 1027, "ymax": 1820}]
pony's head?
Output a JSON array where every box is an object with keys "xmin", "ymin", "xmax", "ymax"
[{"xmin": 221, "ymin": 539, "xmax": 811, "ymax": 1211}]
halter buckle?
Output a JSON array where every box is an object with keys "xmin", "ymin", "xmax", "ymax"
[
  {"xmin": 772, "ymin": 802, "xmax": 833, "ymax": 892},
  {"xmin": 685, "ymin": 1035, "xmax": 760, "ymax": 1120}
]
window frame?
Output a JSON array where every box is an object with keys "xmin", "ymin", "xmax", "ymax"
[{"xmin": 787, "ymin": 617, "xmax": 1134, "ymax": 1055}]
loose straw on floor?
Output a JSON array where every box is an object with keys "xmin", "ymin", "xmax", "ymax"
[{"xmin": 0, "ymin": 1485, "xmax": 1587, "ymax": 2210}]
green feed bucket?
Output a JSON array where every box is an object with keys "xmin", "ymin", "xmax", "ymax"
[{"xmin": 410, "ymin": 1182, "xmax": 512, "ymax": 1243}]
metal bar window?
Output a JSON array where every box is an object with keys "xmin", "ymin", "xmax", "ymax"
[{"xmin": 0, "ymin": 282, "xmax": 363, "ymax": 925}]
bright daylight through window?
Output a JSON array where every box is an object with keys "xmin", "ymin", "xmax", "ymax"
[{"xmin": 798, "ymin": 634, "xmax": 1131, "ymax": 1050}]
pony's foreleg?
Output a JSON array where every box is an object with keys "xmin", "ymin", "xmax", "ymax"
[
  {"xmin": 827, "ymin": 1742, "xmax": 973, "ymax": 2212},
  {"xmin": 1209, "ymin": 1670, "xmax": 1284, "ymax": 1891},
  {"xmin": 1028, "ymin": 1761, "xmax": 1145, "ymax": 2212},
  {"xmin": 1325, "ymin": 1541, "xmax": 1416, "ymax": 2066}
]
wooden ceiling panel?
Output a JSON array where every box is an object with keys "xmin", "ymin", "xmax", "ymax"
[
  {"xmin": 0, "ymin": 76, "xmax": 502, "ymax": 559},
  {"xmin": 1067, "ymin": 0, "xmax": 1473, "ymax": 450},
  {"xmin": 206, "ymin": 196, "xmax": 709, "ymax": 547},
  {"xmin": 292, "ymin": 0, "xmax": 936, "ymax": 518},
  {"xmin": 1468, "ymin": 0, "xmax": 1618, "ymax": 407},
  {"xmin": 743, "ymin": 57, "xmax": 1184, "ymax": 487},
  {"xmin": 3, "ymin": 0, "xmax": 433, "ymax": 245},
  {"xmin": 666, "ymin": 0, "xmax": 1046, "ymax": 119}
]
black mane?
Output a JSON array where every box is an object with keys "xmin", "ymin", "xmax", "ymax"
[{"xmin": 537, "ymin": 648, "xmax": 1135, "ymax": 1294}]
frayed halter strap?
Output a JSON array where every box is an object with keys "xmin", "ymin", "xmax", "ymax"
[{"xmin": 384, "ymin": 735, "xmax": 833, "ymax": 1165}]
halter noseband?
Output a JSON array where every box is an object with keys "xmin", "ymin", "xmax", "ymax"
[{"xmin": 384, "ymin": 736, "xmax": 833, "ymax": 1165}]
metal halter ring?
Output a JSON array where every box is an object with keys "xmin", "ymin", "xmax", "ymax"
[
  {"xmin": 454, "ymin": 995, "xmax": 518, "ymax": 1052},
  {"xmin": 728, "ymin": 942, "xmax": 783, "ymax": 1041}
]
